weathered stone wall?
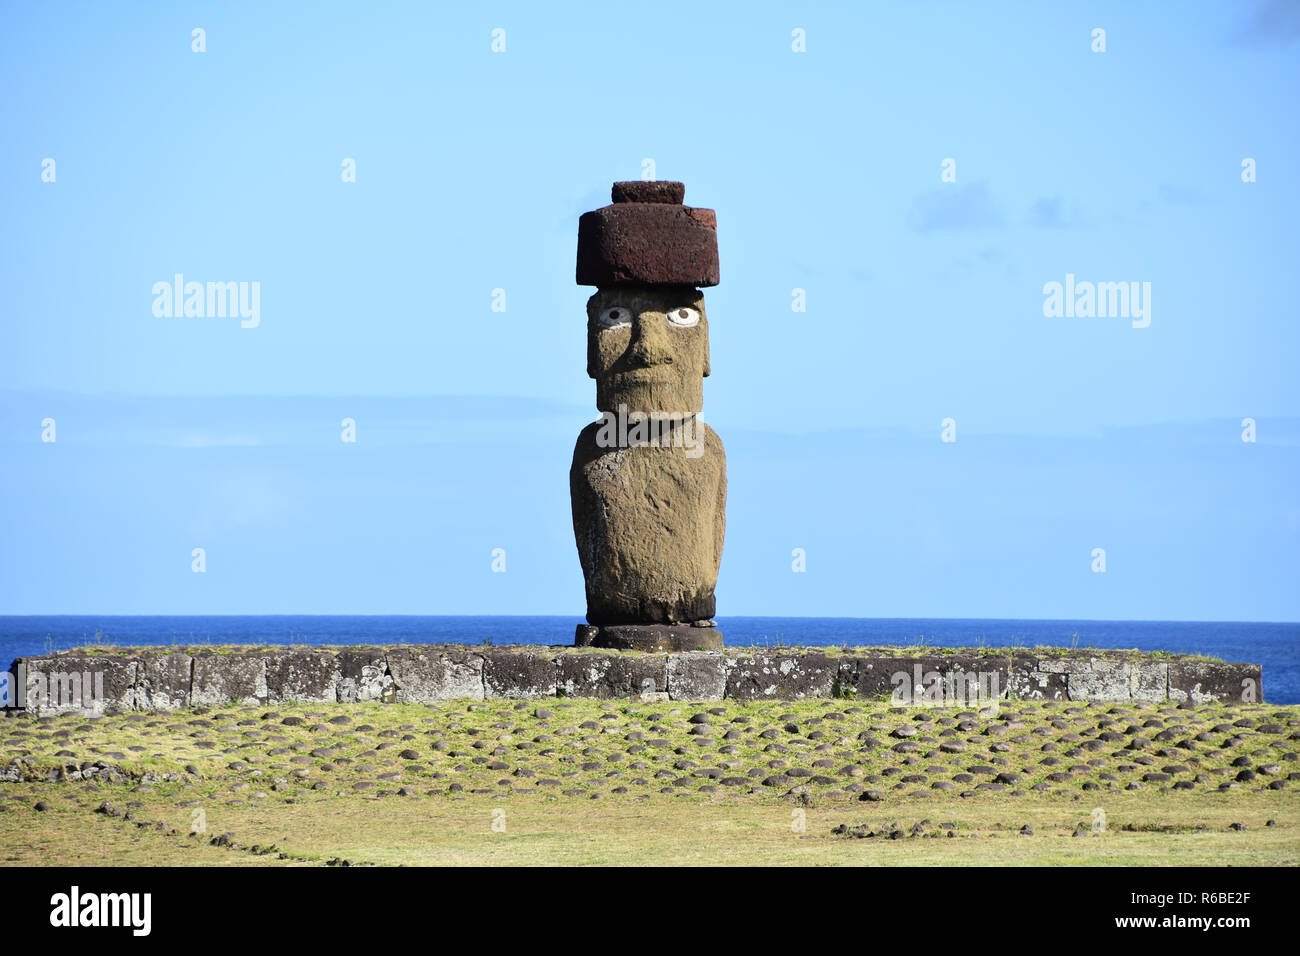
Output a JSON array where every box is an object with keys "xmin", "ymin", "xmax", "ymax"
[{"xmin": 6, "ymin": 646, "xmax": 1263, "ymax": 715}]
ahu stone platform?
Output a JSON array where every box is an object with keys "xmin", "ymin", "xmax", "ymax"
[{"xmin": 7, "ymin": 645, "xmax": 1262, "ymax": 715}]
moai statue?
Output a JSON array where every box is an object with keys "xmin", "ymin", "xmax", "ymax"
[{"xmin": 571, "ymin": 181, "xmax": 726, "ymax": 651}]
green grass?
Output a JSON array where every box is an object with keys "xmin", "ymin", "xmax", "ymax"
[{"xmin": 1, "ymin": 697, "xmax": 1293, "ymax": 865}]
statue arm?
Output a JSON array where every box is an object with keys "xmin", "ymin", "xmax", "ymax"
[{"xmin": 708, "ymin": 425, "xmax": 727, "ymax": 574}]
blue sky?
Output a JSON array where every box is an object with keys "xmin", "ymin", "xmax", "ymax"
[{"xmin": 1, "ymin": 1, "xmax": 1297, "ymax": 620}]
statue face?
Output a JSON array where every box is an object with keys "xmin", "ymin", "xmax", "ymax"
[{"xmin": 587, "ymin": 285, "xmax": 710, "ymax": 415}]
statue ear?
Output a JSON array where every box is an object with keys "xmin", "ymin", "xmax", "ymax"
[
  {"xmin": 697, "ymin": 289, "xmax": 710, "ymax": 377},
  {"xmin": 586, "ymin": 293, "xmax": 602, "ymax": 378},
  {"xmin": 587, "ymin": 326, "xmax": 600, "ymax": 379}
]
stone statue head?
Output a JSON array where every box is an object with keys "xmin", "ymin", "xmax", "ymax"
[
  {"xmin": 576, "ymin": 181, "xmax": 719, "ymax": 417},
  {"xmin": 586, "ymin": 285, "xmax": 709, "ymax": 415}
]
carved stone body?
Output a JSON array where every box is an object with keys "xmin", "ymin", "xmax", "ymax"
[{"xmin": 571, "ymin": 418, "xmax": 726, "ymax": 625}]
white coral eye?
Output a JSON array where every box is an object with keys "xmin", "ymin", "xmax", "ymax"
[
  {"xmin": 598, "ymin": 307, "xmax": 633, "ymax": 329},
  {"xmin": 666, "ymin": 307, "xmax": 700, "ymax": 327}
]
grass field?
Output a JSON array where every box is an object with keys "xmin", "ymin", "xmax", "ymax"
[{"xmin": 1, "ymin": 696, "xmax": 1296, "ymax": 866}]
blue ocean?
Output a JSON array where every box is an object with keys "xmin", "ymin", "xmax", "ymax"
[{"xmin": 2, "ymin": 616, "xmax": 1296, "ymax": 705}]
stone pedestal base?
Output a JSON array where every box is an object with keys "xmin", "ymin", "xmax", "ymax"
[{"xmin": 574, "ymin": 623, "xmax": 723, "ymax": 652}]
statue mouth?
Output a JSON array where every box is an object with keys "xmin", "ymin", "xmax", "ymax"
[{"xmin": 608, "ymin": 366, "xmax": 679, "ymax": 384}]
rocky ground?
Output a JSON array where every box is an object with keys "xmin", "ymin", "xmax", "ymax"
[{"xmin": 1, "ymin": 697, "xmax": 1297, "ymax": 866}]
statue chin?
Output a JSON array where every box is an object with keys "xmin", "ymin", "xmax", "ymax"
[{"xmin": 596, "ymin": 383, "xmax": 703, "ymax": 418}]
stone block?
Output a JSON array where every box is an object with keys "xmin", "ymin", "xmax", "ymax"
[
  {"xmin": 667, "ymin": 652, "xmax": 726, "ymax": 700},
  {"xmin": 192, "ymin": 652, "xmax": 266, "ymax": 706},
  {"xmin": 557, "ymin": 653, "xmax": 668, "ymax": 699},
  {"xmin": 133, "ymin": 653, "xmax": 192, "ymax": 710},
  {"xmin": 725, "ymin": 653, "xmax": 835, "ymax": 699},
  {"xmin": 1169, "ymin": 661, "xmax": 1262, "ymax": 704},
  {"xmin": 265, "ymin": 651, "xmax": 341, "ymax": 703},
  {"xmin": 483, "ymin": 650, "xmax": 558, "ymax": 698},
  {"xmin": 385, "ymin": 647, "xmax": 483, "ymax": 702}
]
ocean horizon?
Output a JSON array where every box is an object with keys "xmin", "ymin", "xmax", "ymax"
[{"xmin": 3, "ymin": 615, "xmax": 1296, "ymax": 704}]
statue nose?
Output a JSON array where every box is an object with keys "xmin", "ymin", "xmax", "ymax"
[{"xmin": 630, "ymin": 314, "xmax": 674, "ymax": 365}]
